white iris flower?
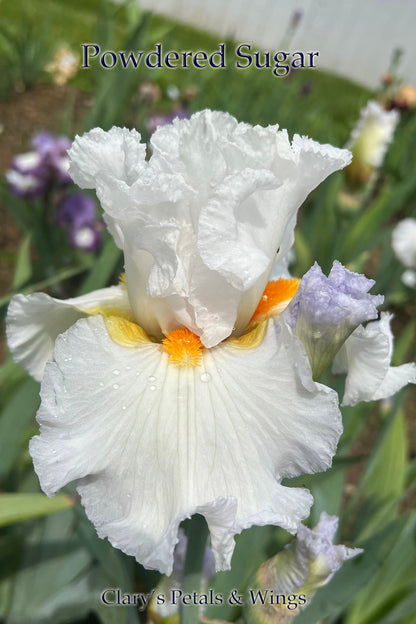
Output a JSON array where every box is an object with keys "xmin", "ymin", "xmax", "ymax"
[
  {"xmin": 392, "ymin": 218, "xmax": 416, "ymax": 288},
  {"xmin": 7, "ymin": 110, "xmax": 352, "ymax": 575},
  {"xmin": 392, "ymin": 218, "xmax": 416, "ymax": 269},
  {"xmin": 346, "ymin": 100, "xmax": 399, "ymax": 170}
]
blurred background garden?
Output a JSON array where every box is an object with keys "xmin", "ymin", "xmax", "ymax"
[{"xmin": 0, "ymin": 0, "xmax": 415, "ymax": 623}]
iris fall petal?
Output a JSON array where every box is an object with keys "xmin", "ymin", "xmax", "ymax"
[{"xmin": 29, "ymin": 314, "xmax": 342, "ymax": 574}]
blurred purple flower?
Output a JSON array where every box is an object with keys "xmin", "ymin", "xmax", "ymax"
[
  {"xmin": 5, "ymin": 168, "xmax": 46, "ymax": 199},
  {"xmin": 5, "ymin": 131, "xmax": 71, "ymax": 199},
  {"xmin": 32, "ymin": 132, "xmax": 70, "ymax": 156},
  {"xmin": 56, "ymin": 192, "xmax": 102, "ymax": 252},
  {"xmin": 147, "ymin": 108, "xmax": 190, "ymax": 135},
  {"xmin": 32, "ymin": 132, "xmax": 72, "ymax": 183},
  {"xmin": 69, "ymin": 223, "xmax": 102, "ymax": 252},
  {"xmin": 55, "ymin": 193, "xmax": 96, "ymax": 228}
]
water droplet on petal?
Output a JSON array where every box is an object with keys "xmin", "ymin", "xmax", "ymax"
[
  {"xmin": 149, "ymin": 385, "xmax": 156, "ymax": 392},
  {"xmin": 122, "ymin": 405, "xmax": 127, "ymax": 410},
  {"xmin": 99, "ymin": 381, "xmax": 104, "ymax": 387},
  {"xmin": 112, "ymin": 369, "xmax": 120, "ymax": 375},
  {"xmin": 136, "ymin": 371, "xmax": 141, "ymax": 376},
  {"xmin": 125, "ymin": 365, "xmax": 131, "ymax": 371},
  {"xmin": 201, "ymin": 373, "xmax": 211, "ymax": 383},
  {"xmin": 113, "ymin": 383, "xmax": 119, "ymax": 389},
  {"xmin": 148, "ymin": 375, "xmax": 156, "ymax": 383}
]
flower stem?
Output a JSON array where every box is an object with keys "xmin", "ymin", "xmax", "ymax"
[{"xmin": 181, "ymin": 514, "xmax": 209, "ymax": 624}]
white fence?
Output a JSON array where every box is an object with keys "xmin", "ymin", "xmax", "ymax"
[{"xmin": 140, "ymin": 0, "xmax": 414, "ymax": 88}]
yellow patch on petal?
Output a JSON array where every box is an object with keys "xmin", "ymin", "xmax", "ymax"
[
  {"xmin": 163, "ymin": 328, "xmax": 204, "ymax": 367},
  {"xmin": 118, "ymin": 272, "xmax": 127, "ymax": 286},
  {"xmin": 104, "ymin": 315, "xmax": 152, "ymax": 347},
  {"xmin": 250, "ymin": 278, "xmax": 300, "ymax": 324},
  {"xmin": 227, "ymin": 319, "xmax": 268, "ymax": 350},
  {"xmin": 80, "ymin": 304, "xmax": 135, "ymax": 323}
]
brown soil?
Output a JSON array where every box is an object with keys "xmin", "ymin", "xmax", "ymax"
[
  {"xmin": 0, "ymin": 82, "xmax": 91, "ymax": 362},
  {"xmin": 0, "ymin": 83, "xmax": 91, "ymax": 286}
]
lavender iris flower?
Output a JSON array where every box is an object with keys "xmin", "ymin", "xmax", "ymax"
[
  {"xmin": 56, "ymin": 193, "xmax": 102, "ymax": 252},
  {"xmin": 5, "ymin": 132, "xmax": 71, "ymax": 198},
  {"xmin": 147, "ymin": 108, "xmax": 190, "ymax": 135},
  {"xmin": 55, "ymin": 193, "xmax": 96, "ymax": 228},
  {"xmin": 285, "ymin": 261, "xmax": 384, "ymax": 379}
]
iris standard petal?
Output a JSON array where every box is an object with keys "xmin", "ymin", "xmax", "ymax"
[
  {"xmin": 67, "ymin": 111, "xmax": 352, "ymax": 348},
  {"xmin": 68, "ymin": 126, "xmax": 146, "ymax": 189}
]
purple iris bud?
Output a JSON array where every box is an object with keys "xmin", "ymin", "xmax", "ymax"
[
  {"xmin": 285, "ymin": 260, "xmax": 384, "ymax": 378},
  {"xmin": 55, "ymin": 193, "xmax": 96, "ymax": 228}
]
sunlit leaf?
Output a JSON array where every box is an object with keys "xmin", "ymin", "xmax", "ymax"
[
  {"xmin": 0, "ymin": 377, "xmax": 39, "ymax": 479},
  {"xmin": 0, "ymin": 493, "xmax": 75, "ymax": 527}
]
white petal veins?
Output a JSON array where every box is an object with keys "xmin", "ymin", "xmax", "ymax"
[{"xmin": 30, "ymin": 314, "xmax": 342, "ymax": 574}]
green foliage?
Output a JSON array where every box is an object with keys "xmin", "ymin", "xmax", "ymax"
[
  {"xmin": 0, "ymin": 376, "xmax": 39, "ymax": 480},
  {"xmin": 0, "ymin": 20, "xmax": 49, "ymax": 97},
  {"xmin": 0, "ymin": 493, "xmax": 75, "ymax": 527}
]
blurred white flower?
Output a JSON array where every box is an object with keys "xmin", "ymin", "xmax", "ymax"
[
  {"xmin": 401, "ymin": 269, "xmax": 416, "ymax": 288},
  {"xmin": 392, "ymin": 218, "xmax": 416, "ymax": 269},
  {"xmin": 347, "ymin": 100, "xmax": 399, "ymax": 169},
  {"xmin": 345, "ymin": 100, "xmax": 399, "ymax": 186},
  {"xmin": 45, "ymin": 45, "xmax": 78, "ymax": 86},
  {"xmin": 166, "ymin": 84, "xmax": 180, "ymax": 100}
]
